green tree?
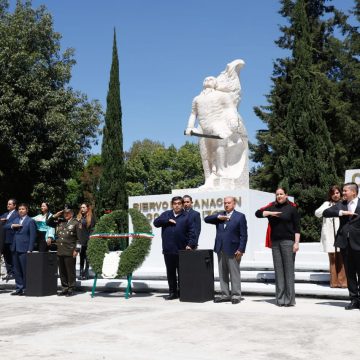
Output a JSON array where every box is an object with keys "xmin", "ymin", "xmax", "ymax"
[
  {"xmin": 279, "ymin": 0, "xmax": 337, "ymax": 241},
  {"xmin": 0, "ymin": 0, "xmax": 101, "ymax": 209},
  {"xmin": 81, "ymin": 154, "xmax": 102, "ymax": 206},
  {"xmin": 125, "ymin": 139, "xmax": 204, "ymax": 196},
  {"xmin": 97, "ymin": 29, "xmax": 127, "ymax": 215},
  {"xmin": 65, "ymin": 154, "xmax": 102, "ymax": 209},
  {"xmin": 250, "ymin": 0, "xmax": 356, "ymax": 241}
]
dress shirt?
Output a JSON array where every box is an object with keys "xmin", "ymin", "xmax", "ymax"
[
  {"xmin": 339, "ymin": 197, "xmax": 359, "ymax": 216},
  {"xmin": 348, "ymin": 198, "xmax": 359, "ymax": 213},
  {"xmin": 6, "ymin": 210, "xmax": 15, "ymax": 219}
]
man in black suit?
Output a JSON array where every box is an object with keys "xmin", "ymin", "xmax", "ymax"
[
  {"xmin": 323, "ymin": 182, "xmax": 360, "ymax": 310},
  {"xmin": 204, "ymin": 196, "xmax": 248, "ymax": 304},
  {"xmin": 183, "ymin": 195, "xmax": 201, "ymax": 246},
  {"xmin": 153, "ymin": 196, "xmax": 196, "ymax": 300},
  {"xmin": 0, "ymin": 199, "xmax": 18, "ymax": 280}
]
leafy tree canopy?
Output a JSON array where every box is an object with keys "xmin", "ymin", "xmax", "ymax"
[{"xmin": 0, "ymin": 0, "xmax": 102, "ymax": 210}]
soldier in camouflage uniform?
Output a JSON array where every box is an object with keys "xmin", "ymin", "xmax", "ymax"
[{"xmin": 47, "ymin": 208, "xmax": 81, "ymax": 296}]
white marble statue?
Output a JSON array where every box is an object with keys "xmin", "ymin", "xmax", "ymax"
[{"xmin": 185, "ymin": 59, "xmax": 249, "ymax": 189}]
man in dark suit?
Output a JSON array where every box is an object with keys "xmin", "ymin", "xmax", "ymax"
[
  {"xmin": 4, "ymin": 203, "xmax": 36, "ymax": 295},
  {"xmin": 323, "ymin": 182, "xmax": 360, "ymax": 310},
  {"xmin": 0, "ymin": 199, "xmax": 18, "ymax": 280},
  {"xmin": 183, "ymin": 195, "xmax": 201, "ymax": 246},
  {"xmin": 0, "ymin": 220, "xmax": 4, "ymax": 257},
  {"xmin": 153, "ymin": 196, "xmax": 196, "ymax": 300},
  {"xmin": 205, "ymin": 196, "xmax": 248, "ymax": 304}
]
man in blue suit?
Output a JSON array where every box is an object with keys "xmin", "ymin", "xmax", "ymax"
[
  {"xmin": 183, "ymin": 195, "xmax": 201, "ymax": 246},
  {"xmin": 4, "ymin": 203, "xmax": 36, "ymax": 295},
  {"xmin": 205, "ymin": 196, "xmax": 248, "ymax": 304},
  {"xmin": 153, "ymin": 196, "xmax": 196, "ymax": 300},
  {"xmin": 0, "ymin": 198, "xmax": 18, "ymax": 280}
]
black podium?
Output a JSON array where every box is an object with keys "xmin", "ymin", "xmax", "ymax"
[
  {"xmin": 179, "ymin": 249, "xmax": 214, "ymax": 302},
  {"xmin": 26, "ymin": 252, "xmax": 58, "ymax": 296}
]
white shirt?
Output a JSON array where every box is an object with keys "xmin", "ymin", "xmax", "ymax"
[
  {"xmin": 6, "ymin": 210, "xmax": 15, "ymax": 219},
  {"xmin": 339, "ymin": 197, "xmax": 359, "ymax": 216},
  {"xmin": 19, "ymin": 215, "xmax": 27, "ymax": 225},
  {"xmin": 347, "ymin": 198, "xmax": 359, "ymax": 213}
]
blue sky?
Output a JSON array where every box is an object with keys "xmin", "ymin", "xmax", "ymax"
[{"xmin": 14, "ymin": 0, "xmax": 356, "ymax": 154}]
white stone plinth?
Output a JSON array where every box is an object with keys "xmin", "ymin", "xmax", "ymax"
[{"xmin": 129, "ymin": 189, "xmax": 276, "ymax": 277}]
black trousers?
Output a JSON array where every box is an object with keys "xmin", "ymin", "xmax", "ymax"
[
  {"xmin": 341, "ymin": 247, "xmax": 360, "ymax": 301},
  {"xmin": 164, "ymin": 253, "xmax": 180, "ymax": 295},
  {"xmin": 80, "ymin": 245, "xmax": 89, "ymax": 273},
  {"xmin": 2, "ymin": 243, "xmax": 13, "ymax": 275},
  {"xmin": 37, "ymin": 231, "xmax": 49, "ymax": 252},
  {"xmin": 57, "ymin": 255, "xmax": 76, "ymax": 292}
]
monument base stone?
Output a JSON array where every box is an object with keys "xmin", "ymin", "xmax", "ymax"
[{"xmin": 129, "ymin": 188, "xmax": 277, "ymax": 277}]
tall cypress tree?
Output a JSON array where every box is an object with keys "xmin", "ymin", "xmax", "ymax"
[
  {"xmin": 279, "ymin": 0, "xmax": 337, "ymax": 241},
  {"xmin": 98, "ymin": 29, "xmax": 127, "ymax": 216},
  {"xmin": 250, "ymin": 0, "xmax": 350, "ymax": 241}
]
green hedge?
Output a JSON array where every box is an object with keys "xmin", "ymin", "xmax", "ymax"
[{"xmin": 87, "ymin": 209, "xmax": 152, "ymax": 277}]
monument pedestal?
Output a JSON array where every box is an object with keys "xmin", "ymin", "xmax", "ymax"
[{"xmin": 129, "ymin": 188, "xmax": 275, "ymax": 278}]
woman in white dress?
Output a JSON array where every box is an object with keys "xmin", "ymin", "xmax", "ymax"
[{"xmin": 315, "ymin": 186, "xmax": 347, "ymax": 288}]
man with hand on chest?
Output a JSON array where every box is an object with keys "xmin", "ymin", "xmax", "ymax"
[
  {"xmin": 5, "ymin": 203, "xmax": 36, "ymax": 295},
  {"xmin": 205, "ymin": 196, "xmax": 248, "ymax": 304},
  {"xmin": 47, "ymin": 207, "xmax": 81, "ymax": 297},
  {"xmin": 153, "ymin": 196, "xmax": 196, "ymax": 300},
  {"xmin": 323, "ymin": 182, "xmax": 360, "ymax": 310},
  {"xmin": 0, "ymin": 199, "xmax": 18, "ymax": 281}
]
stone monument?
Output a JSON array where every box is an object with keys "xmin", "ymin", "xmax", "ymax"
[
  {"xmin": 128, "ymin": 60, "xmax": 328, "ymax": 279},
  {"xmin": 185, "ymin": 59, "xmax": 248, "ymax": 190}
]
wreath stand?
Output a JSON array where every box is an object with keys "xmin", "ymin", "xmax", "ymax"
[
  {"xmin": 89, "ymin": 232, "xmax": 153, "ymax": 299},
  {"xmin": 91, "ymin": 273, "xmax": 133, "ymax": 299}
]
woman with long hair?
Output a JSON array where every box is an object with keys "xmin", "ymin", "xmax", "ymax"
[
  {"xmin": 32, "ymin": 202, "xmax": 55, "ymax": 252},
  {"xmin": 255, "ymin": 187, "xmax": 300, "ymax": 307},
  {"xmin": 315, "ymin": 185, "xmax": 347, "ymax": 288},
  {"xmin": 77, "ymin": 203, "xmax": 96, "ymax": 279}
]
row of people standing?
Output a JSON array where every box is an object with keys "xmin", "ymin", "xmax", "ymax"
[
  {"xmin": 154, "ymin": 195, "xmax": 248, "ymax": 304},
  {"xmin": 32, "ymin": 202, "xmax": 95, "ymax": 280},
  {"xmin": 154, "ymin": 183, "xmax": 359, "ymax": 311},
  {"xmin": 154, "ymin": 191, "xmax": 297, "ymax": 307},
  {"xmin": 0, "ymin": 200, "xmax": 95, "ymax": 296}
]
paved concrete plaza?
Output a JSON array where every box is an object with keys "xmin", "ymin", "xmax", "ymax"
[{"xmin": 0, "ymin": 290, "xmax": 359, "ymax": 360}]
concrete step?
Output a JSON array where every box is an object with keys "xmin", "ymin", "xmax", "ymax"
[
  {"xmin": 1, "ymin": 275, "xmax": 347, "ymax": 300},
  {"xmin": 77, "ymin": 278, "xmax": 348, "ymax": 300},
  {"xmin": 130, "ymin": 271, "xmax": 331, "ymax": 283}
]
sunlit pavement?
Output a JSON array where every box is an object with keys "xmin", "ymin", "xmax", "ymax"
[{"xmin": 0, "ymin": 289, "xmax": 359, "ymax": 360}]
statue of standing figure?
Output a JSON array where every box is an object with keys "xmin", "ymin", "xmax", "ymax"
[{"xmin": 185, "ymin": 59, "xmax": 249, "ymax": 190}]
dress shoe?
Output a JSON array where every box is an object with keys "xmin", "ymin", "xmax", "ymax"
[
  {"xmin": 345, "ymin": 300, "xmax": 359, "ymax": 310},
  {"xmin": 65, "ymin": 291, "xmax": 75, "ymax": 297},
  {"xmin": 214, "ymin": 297, "xmax": 231, "ymax": 303},
  {"xmin": 11, "ymin": 290, "xmax": 23, "ymax": 296},
  {"xmin": 284, "ymin": 304, "xmax": 295, "ymax": 307},
  {"xmin": 3, "ymin": 274, "xmax": 14, "ymax": 283},
  {"xmin": 231, "ymin": 298, "xmax": 241, "ymax": 304},
  {"xmin": 57, "ymin": 290, "xmax": 68, "ymax": 296},
  {"xmin": 165, "ymin": 293, "xmax": 178, "ymax": 300}
]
